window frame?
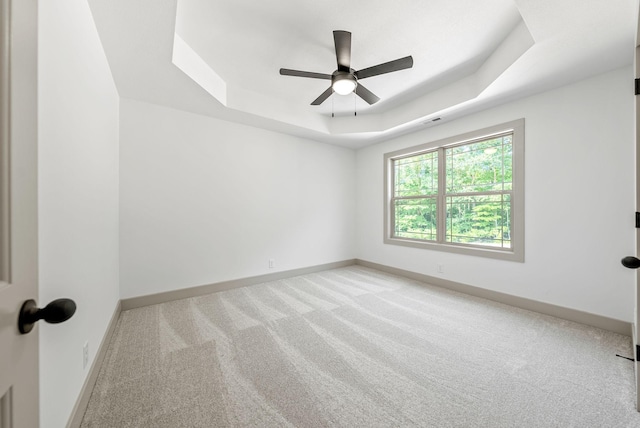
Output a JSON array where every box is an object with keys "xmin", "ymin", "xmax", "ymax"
[{"xmin": 384, "ymin": 119, "xmax": 525, "ymax": 262}]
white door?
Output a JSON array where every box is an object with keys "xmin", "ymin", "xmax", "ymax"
[
  {"xmin": 0, "ymin": 0, "xmax": 39, "ymax": 426},
  {"xmin": 636, "ymin": 40, "xmax": 640, "ymax": 412},
  {"xmin": 633, "ymin": 3, "xmax": 640, "ymax": 412}
]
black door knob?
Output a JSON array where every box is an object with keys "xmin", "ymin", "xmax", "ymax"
[
  {"xmin": 18, "ymin": 298, "xmax": 76, "ymax": 334},
  {"xmin": 621, "ymin": 256, "xmax": 640, "ymax": 269}
]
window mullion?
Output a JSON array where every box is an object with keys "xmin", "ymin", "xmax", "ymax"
[
  {"xmin": 390, "ymin": 159, "xmax": 396, "ymax": 238},
  {"xmin": 437, "ymin": 147, "xmax": 446, "ymax": 244},
  {"xmin": 446, "ymin": 190, "xmax": 513, "ymax": 198}
]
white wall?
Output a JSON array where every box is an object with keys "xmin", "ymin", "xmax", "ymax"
[
  {"xmin": 119, "ymin": 99, "xmax": 356, "ymax": 298},
  {"xmin": 356, "ymin": 66, "xmax": 636, "ymax": 322},
  {"xmin": 38, "ymin": 1, "xmax": 120, "ymax": 427}
]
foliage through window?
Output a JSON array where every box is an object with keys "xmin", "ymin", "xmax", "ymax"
[{"xmin": 384, "ymin": 120, "xmax": 524, "ymax": 261}]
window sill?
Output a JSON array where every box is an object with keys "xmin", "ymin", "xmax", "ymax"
[{"xmin": 384, "ymin": 236, "xmax": 524, "ymax": 262}]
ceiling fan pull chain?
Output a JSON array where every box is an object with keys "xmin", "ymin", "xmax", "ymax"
[
  {"xmin": 352, "ymin": 88, "xmax": 357, "ymax": 116},
  {"xmin": 332, "ymin": 95, "xmax": 335, "ymax": 118}
]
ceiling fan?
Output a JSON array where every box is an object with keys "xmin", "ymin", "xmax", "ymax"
[{"xmin": 279, "ymin": 30, "xmax": 413, "ymax": 106}]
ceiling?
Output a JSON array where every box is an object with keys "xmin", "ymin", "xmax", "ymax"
[{"xmin": 87, "ymin": 0, "xmax": 636, "ymax": 149}]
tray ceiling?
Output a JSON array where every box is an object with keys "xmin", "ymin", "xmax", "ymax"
[{"xmin": 88, "ymin": 0, "xmax": 636, "ymax": 148}]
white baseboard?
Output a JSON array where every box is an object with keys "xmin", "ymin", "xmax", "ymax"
[
  {"xmin": 66, "ymin": 300, "xmax": 122, "ymax": 428},
  {"xmin": 356, "ymin": 259, "xmax": 631, "ymax": 336},
  {"xmin": 120, "ymin": 259, "xmax": 357, "ymax": 311}
]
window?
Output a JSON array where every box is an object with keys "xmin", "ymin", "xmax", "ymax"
[{"xmin": 384, "ymin": 119, "xmax": 524, "ymax": 262}]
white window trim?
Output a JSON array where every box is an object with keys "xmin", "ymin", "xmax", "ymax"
[{"xmin": 384, "ymin": 119, "xmax": 525, "ymax": 262}]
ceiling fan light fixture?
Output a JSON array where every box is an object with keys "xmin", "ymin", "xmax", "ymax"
[{"xmin": 332, "ymin": 73, "xmax": 357, "ymax": 95}]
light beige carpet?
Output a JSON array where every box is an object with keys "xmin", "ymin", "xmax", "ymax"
[{"xmin": 81, "ymin": 266, "xmax": 640, "ymax": 427}]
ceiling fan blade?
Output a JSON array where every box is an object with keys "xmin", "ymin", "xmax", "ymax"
[
  {"xmin": 355, "ymin": 84, "xmax": 380, "ymax": 105},
  {"xmin": 279, "ymin": 68, "xmax": 332, "ymax": 79},
  {"xmin": 355, "ymin": 56, "xmax": 413, "ymax": 80},
  {"xmin": 333, "ymin": 30, "xmax": 351, "ymax": 71},
  {"xmin": 311, "ymin": 87, "xmax": 333, "ymax": 105}
]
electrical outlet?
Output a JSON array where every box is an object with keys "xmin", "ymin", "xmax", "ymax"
[
  {"xmin": 83, "ymin": 342, "xmax": 89, "ymax": 370},
  {"xmin": 268, "ymin": 259, "xmax": 275, "ymax": 269}
]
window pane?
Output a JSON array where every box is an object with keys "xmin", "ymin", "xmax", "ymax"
[
  {"xmin": 446, "ymin": 194, "xmax": 511, "ymax": 248},
  {"xmin": 394, "ymin": 151, "xmax": 438, "ymax": 197},
  {"xmin": 446, "ymin": 136, "xmax": 512, "ymax": 193},
  {"xmin": 394, "ymin": 198, "xmax": 437, "ymax": 241}
]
